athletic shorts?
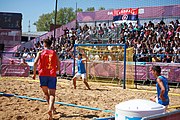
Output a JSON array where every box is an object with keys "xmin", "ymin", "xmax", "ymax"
[
  {"xmin": 39, "ymin": 76, "xmax": 57, "ymax": 89},
  {"xmin": 156, "ymin": 96, "xmax": 169, "ymax": 106},
  {"xmin": 74, "ymin": 73, "xmax": 87, "ymax": 81}
]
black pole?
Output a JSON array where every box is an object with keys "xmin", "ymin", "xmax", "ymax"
[
  {"xmin": 135, "ymin": 47, "xmax": 137, "ymax": 89},
  {"xmin": 53, "ymin": 0, "xmax": 58, "ymax": 48},
  {"xmin": 73, "ymin": 46, "xmax": 76, "ymax": 76},
  {"xmin": 75, "ymin": 2, "xmax": 78, "ymax": 29},
  {"xmin": 123, "ymin": 44, "xmax": 126, "ymax": 89}
]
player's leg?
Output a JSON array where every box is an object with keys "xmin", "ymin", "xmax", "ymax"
[
  {"xmin": 39, "ymin": 76, "xmax": 52, "ymax": 119},
  {"xmin": 82, "ymin": 73, "xmax": 90, "ymax": 90},
  {"xmin": 47, "ymin": 77, "xmax": 57, "ymax": 119},
  {"xmin": 41, "ymin": 86, "xmax": 50, "ymax": 104},
  {"xmin": 72, "ymin": 76, "xmax": 77, "ymax": 89},
  {"xmin": 48, "ymin": 89, "xmax": 56, "ymax": 111},
  {"xmin": 47, "ymin": 110, "xmax": 53, "ymax": 120},
  {"xmin": 48, "ymin": 89, "xmax": 55, "ymax": 120},
  {"xmin": 39, "ymin": 76, "xmax": 50, "ymax": 104},
  {"xmin": 72, "ymin": 73, "xmax": 80, "ymax": 89}
]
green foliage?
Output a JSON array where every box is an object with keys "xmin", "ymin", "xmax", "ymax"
[
  {"xmin": 34, "ymin": 6, "xmax": 105, "ymax": 31},
  {"xmin": 76, "ymin": 8, "xmax": 83, "ymax": 12},
  {"xmin": 33, "ymin": 13, "xmax": 54, "ymax": 31},
  {"xmin": 85, "ymin": 7, "xmax": 95, "ymax": 12},
  {"xmin": 57, "ymin": 7, "xmax": 76, "ymax": 25},
  {"xmin": 34, "ymin": 7, "xmax": 76, "ymax": 31},
  {"xmin": 99, "ymin": 7, "xmax": 105, "ymax": 10}
]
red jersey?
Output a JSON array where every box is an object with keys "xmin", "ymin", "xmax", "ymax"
[{"xmin": 38, "ymin": 49, "xmax": 57, "ymax": 77}]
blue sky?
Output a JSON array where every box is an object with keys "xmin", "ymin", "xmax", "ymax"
[{"xmin": 0, "ymin": 0, "xmax": 180, "ymax": 32}]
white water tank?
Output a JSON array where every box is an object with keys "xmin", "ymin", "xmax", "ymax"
[{"xmin": 115, "ymin": 99, "xmax": 165, "ymax": 120}]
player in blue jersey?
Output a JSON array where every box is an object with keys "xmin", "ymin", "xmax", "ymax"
[
  {"xmin": 70, "ymin": 52, "xmax": 90, "ymax": 90},
  {"xmin": 150, "ymin": 66, "xmax": 169, "ymax": 108}
]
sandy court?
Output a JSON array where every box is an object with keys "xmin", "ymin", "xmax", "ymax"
[{"xmin": 0, "ymin": 76, "xmax": 180, "ymax": 120}]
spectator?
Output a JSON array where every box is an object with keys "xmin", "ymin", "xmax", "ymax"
[
  {"xmin": 20, "ymin": 19, "xmax": 180, "ymax": 63},
  {"xmin": 20, "ymin": 58, "xmax": 28, "ymax": 66},
  {"xmin": 10, "ymin": 60, "xmax": 15, "ymax": 64},
  {"xmin": 176, "ymin": 24, "xmax": 180, "ymax": 33}
]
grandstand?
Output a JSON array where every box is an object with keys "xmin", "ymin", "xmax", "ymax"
[
  {"xmin": 0, "ymin": 3, "xmax": 180, "ymax": 120},
  {"xmin": 17, "ymin": 5, "xmax": 180, "ymax": 45}
]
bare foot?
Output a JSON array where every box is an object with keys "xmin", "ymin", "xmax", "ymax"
[
  {"xmin": 52, "ymin": 108, "xmax": 58, "ymax": 114},
  {"xmin": 48, "ymin": 110, "xmax": 52, "ymax": 120}
]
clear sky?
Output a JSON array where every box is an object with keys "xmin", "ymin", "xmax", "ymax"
[{"xmin": 0, "ymin": 0, "xmax": 180, "ymax": 32}]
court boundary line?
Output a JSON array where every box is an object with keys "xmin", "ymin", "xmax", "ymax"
[{"xmin": 0, "ymin": 77, "xmax": 179, "ymax": 96}]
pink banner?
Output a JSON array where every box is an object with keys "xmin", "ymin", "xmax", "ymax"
[
  {"xmin": 60, "ymin": 60, "xmax": 73, "ymax": 75},
  {"xmin": 60, "ymin": 61, "xmax": 180, "ymax": 83},
  {"xmin": 113, "ymin": 8, "xmax": 138, "ymax": 16},
  {"xmin": 146, "ymin": 63, "xmax": 180, "ymax": 82},
  {"xmin": 1, "ymin": 64, "xmax": 30, "ymax": 77}
]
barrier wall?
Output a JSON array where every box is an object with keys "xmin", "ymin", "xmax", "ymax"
[
  {"xmin": 60, "ymin": 60, "xmax": 73, "ymax": 75},
  {"xmin": 1, "ymin": 59, "xmax": 180, "ymax": 83},
  {"xmin": 137, "ymin": 62, "xmax": 180, "ymax": 82},
  {"xmin": 1, "ymin": 64, "xmax": 30, "ymax": 77},
  {"xmin": 60, "ymin": 61, "xmax": 180, "ymax": 82}
]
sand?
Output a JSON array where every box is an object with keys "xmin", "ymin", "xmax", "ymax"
[{"xmin": 0, "ymin": 76, "xmax": 180, "ymax": 120}]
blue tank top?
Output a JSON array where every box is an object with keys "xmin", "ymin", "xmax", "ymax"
[
  {"xmin": 77, "ymin": 59, "xmax": 86, "ymax": 74},
  {"xmin": 156, "ymin": 76, "xmax": 169, "ymax": 106}
]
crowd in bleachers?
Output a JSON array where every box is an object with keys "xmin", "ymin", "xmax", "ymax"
[{"xmin": 18, "ymin": 19, "xmax": 180, "ymax": 63}]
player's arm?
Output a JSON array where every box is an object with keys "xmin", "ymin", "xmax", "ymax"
[
  {"xmin": 32, "ymin": 51, "xmax": 41, "ymax": 79},
  {"xmin": 157, "ymin": 78, "xmax": 166, "ymax": 101},
  {"xmin": 68, "ymin": 52, "xmax": 78, "ymax": 60},
  {"xmin": 82, "ymin": 51, "xmax": 89, "ymax": 63}
]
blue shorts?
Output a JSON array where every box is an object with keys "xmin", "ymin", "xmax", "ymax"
[{"xmin": 39, "ymin": 76, "xmax": 57, "ymax": 89}]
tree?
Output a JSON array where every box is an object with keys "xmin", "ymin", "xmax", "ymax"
[
  {"xmin": 34, "ymin": 13, "xmax": 54, "ymax": 31},
  {"xmin": 34, "ymin": 7, "xmax": 76, "ymax": 31},
  {"xmin": 76, "ymin": 8, "xmax": 83, "ymax": 12},
  {"xmin": 99, "ymin": 7, "xmax": 105, "ymax": 10},
  {"xmin": 85, "ymin": 7, "xmax": 95, "ymax": 12},
  {"xmin": 56, "ymin": 7, "xmax": 76, "ymax": 26}
]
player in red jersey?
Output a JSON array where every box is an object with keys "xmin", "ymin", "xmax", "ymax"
[{"xmin": 33, "ymin": 39, "xmax": 60, "ymax": 120}]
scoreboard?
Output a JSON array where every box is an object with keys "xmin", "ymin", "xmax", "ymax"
[
  {"xmin": 0, "ymin": 12, "xmax": 22, "ymax": 30},
  {"xmin": 0, "ymin": 12, "xmax": 22, "ymax": 47}
]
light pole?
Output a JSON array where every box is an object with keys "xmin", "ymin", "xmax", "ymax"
[
  {"xmin": 76, "ymin": 2, "xmax": 78, "ymax": 30},
  {"xmin": 53, "ymin": 0, "xmax": 58, "ymax": 48}
]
